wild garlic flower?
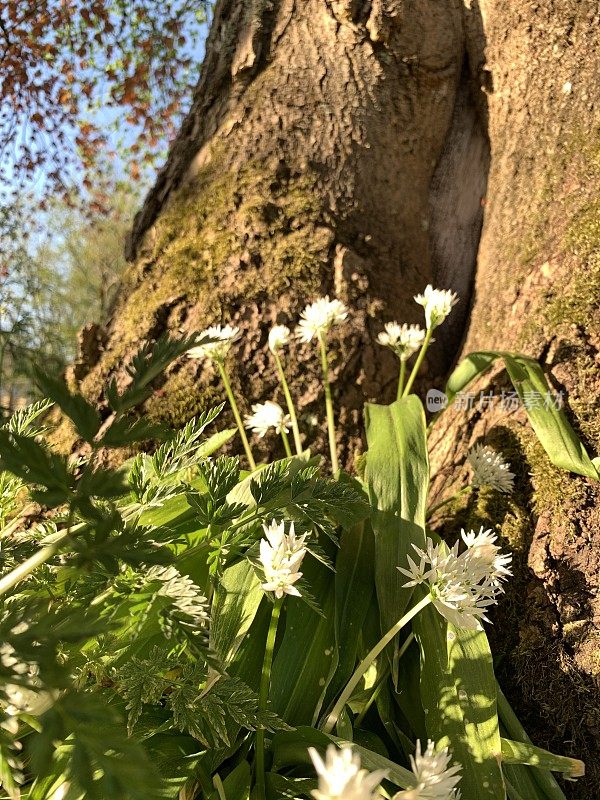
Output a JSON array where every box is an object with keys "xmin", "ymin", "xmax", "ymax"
[
  {"xmin": 259, "ymin": 520, "xmax": 307, "ymax": 599},
  {"xmin": 398, "ymin": 531, "xmax": 512, "ymax": 630},
  {"xmin": 268, "ymin": 324, "xmax": 291, "ymax": 353},
  {"xmin": 394, "ymin": 740, "xmax": 461, "ymax": 800},
  {"xmin": 414, "ymin": 286, "xmax": 458, "ymax": 329},
  {"xmin": 187, "ymin": 324, "xmax": 240, "ymax": 362},
  {"xmin": 308, "ymin": 744, "xmax": 386, "ymax": 800},
  {"xmin": 467, "ymin": 444, "xmax": 515, "ymax": 494},
  {"xmin": 377, "ymin": 322, "xmax": 426, "ymax": 361},
  {"xmin": 460, "ymin": 528, "xmax": 513, "ymax": 586},
  {"xmin": 296, "ymin": 296, "xmax": 348, "ymax": 342},
  {"xmin": 244, "ymin": 401, "xmax": 291, "ymax": 438}
]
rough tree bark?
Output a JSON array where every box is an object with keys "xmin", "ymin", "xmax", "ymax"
[{"xmin": 62, "ymin": 1, "xmax": 600, "ymax": 796}]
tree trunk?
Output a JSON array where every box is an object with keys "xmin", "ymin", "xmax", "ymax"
[{"xmin": 66, "ymin": 1, "xmax": 600, "ymax": 795}]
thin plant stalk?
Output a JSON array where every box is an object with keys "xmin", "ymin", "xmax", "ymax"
[
  {"xmin": 402, "ymin": 327, "xmax": 433, "ymax": 397},
  {"xmin": 426, "ymin": 486, "xmax": 473, "ymax": 520},
  {"xmin": 280, "ymin": 428, "xmax": 293, "ymax": 458},
  {"xmin": 397, "ymin": 360, "xmax": 407, "ymax": 400},
  {"xmin": 216, "ymin": 361, "xmax": 256, "ymax": 470},
  {"xmin": 256, "ymin": 598, "xmax": 283, "ymax": 799},
  {"xmin": 273, "ymin": 351, "xmax": 303, "ymax": 455},
  {"xmin": 0, "ymin": 531, "xmax": 70, "ymax": 596},
  {"xmin": 318, "ymin": 334, "xmax": 339, "ymax": 474},
  {"xmin": 0, "ymin": 507, "xmax": 87, "ymax": 597},
  {"xmin": 323, "ymin": 595, "xmax": 431, "ymax": 733}
]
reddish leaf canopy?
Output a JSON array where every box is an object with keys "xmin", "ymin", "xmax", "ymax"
[{"xmin": 0, "ymin": 0, "xmax": 208, "ymax": 210}]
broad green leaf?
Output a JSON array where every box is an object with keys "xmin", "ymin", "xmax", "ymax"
[
  {"xmin": 504, "ymin": 777, "xmax": 527, "ymax": 800},
  {"xmin": 210, "ymin": 560, "xmax": 264, "ymax": 664},
  {"xmin": 497, "ymin": 685, "xmax": 567, "ymax": 799},
  {"xmin": 323, "ymin": 519, "xmax": 375, "ymax": 708},
  {"xmin": 501, "ymin": 763, "xmax": 545, "ymax": 800},
  {"xmin": 271, "ymin": 727, "xmax": 414, "ymax": 789},
  {"xmin": 197, "ymin": 429, "xmax": 237, "ymax": 460},
  {"xmin": 501, "ymin": 739, "xmax": 584, "ymax": 780},
  {"xmin": 413, "ymin": 605, "xmax": 505, "ymax": 799},
  {"xmin": 445, "ymin": 351, "xmax": 499, "ymax": 404},
  {"xmin": 332, "ymin": 737, "xmax": 415, "ymax": 789},
  {"xmin": 444, "ymin": 351, "xmax": 599, "ymax": 480},
  {"xmin": 502, "ymin": 354, "xmax": 599, "ymax": 479},
  {"xmin": 364, "ymin": 397, "xmax": 429, "ymax": 631},
  {"xmin": 270, "ymin": 557, "xmax": 336, "ymax": 726}
]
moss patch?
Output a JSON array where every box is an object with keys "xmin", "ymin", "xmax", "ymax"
[{"xmin": 78, "ymin": 152, "xmax": 333, "ymax": 430}]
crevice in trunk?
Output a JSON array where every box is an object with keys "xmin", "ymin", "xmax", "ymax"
[{"xmin": 428, "ymin": 55, "xmax": 490, "ymax": 369}]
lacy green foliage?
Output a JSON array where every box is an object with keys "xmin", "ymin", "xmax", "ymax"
[
  {"xmin": 0, "ymin": 332, "xmax": 592, "ymax": 800},
  {"xmin": 0, "ymin": 334, "xmax": 366, "ymax": 799}
]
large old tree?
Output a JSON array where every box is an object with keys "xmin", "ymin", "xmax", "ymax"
[{"xmin": 64, "ymin": 1, "xmax": 600, "ymax": 795}]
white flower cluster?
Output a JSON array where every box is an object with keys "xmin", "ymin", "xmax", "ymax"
[
  {"xmin": 259, "ymin": 520, "xmax": 307, "ymax": 599},
  {"xmin": 308, "ymin": 744, "xmax": 386, "ymax": 800},
  {"xmin": 377, "ymin": 323, "xmax": 426, "ymax": 362},
  {"xmin": 244, "ymin": 401, "xmax": 291, "ymax": 437},
  {"xmin": 467, "ymin": 444, "xmax": 515, "ymax": 494},
  {"xmin": 296, "ymin": 296, "xmax": 348, "ymax": 342},
  {"xmin": 308, "ymin": 741, "xmax": 461, "ymax": 800},
  {"xmin": 395, "ymin": 740, "xmax": 462, "ymax": 800},
  {"xmin": 188, "ymin": 296, "xmax": 349, "ymax": 360},
  {"xmin": 414, "ymin": 285, "xmax": 458, "ymax": 330},
  {"xmin": 268, "ymin": 324, "xmax": 291, "ymax": 353},
  {"xmin": 398, "ymin": 529, "xmax": 513, "ymax": 630},
  {"xmin": 187, "ymin": 324, "xmax": 241, "ymax": 363}
]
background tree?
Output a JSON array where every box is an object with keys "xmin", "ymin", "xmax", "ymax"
[
  {"xmin": 0, "ymin": 0, "xmax": 210, "ymax": 212},
  {"xmin": 35, "ymin": 0, "xmax": 600, "ymax": 797},
  {"xmin": 0, "ymin": 192, "xmax": 131, "ymax": 412}
]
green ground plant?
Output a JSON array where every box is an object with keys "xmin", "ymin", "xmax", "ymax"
[{"xmin": 0, "ymin": 287, "xmax": 596, "ymax": 800}]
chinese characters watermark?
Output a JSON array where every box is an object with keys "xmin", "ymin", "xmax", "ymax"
[{"xmin": 426, "ymin": 388, "xmax": 564, "ymax": 414}]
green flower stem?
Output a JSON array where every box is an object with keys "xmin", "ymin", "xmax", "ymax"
[
  {"xmin": 318, "ymin": 334, "xmax": 339, "ymax": 475},
  {"xmin": 402, "ymin": 327, "xmax": 434, "ymax": 397},
  {"xmin": 322, "ymin": 594, "xmax": 432, "ymax": 734},
  {"xmin": 256, "ymin": 597, "xmax": 283, "ymax": 799},
  {"xmin": 426, "ymin": 485, "xmax": 473, "ymax": 520},
  {"xmin": 0, "ymin": 530, "xmax": 70, "ymax": 596},
  {"xmin": 0, "ymin": 498, "xmax": 147, "ymax": 598},
  {"xmin": 0, "ymin": 508, "xmax": 87, "ymax": 597},
  {"xmin": 217, "ymin": 361, "xmax": 256, "ymax": 470},
  {"xmin": 280, "ymin": 428, "xmax": 293, "ymax": 458},
  {"xmin": 397, "ymin": 360, "xmax": 407, "ymax": 400},
  {"xmin": 273, "ymin": 351, "xmax": 303, "ymax": 456}
]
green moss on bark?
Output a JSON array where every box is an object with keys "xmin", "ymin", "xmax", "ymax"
[{"xmin": 79, "ymin": 154, "xmax": 333, "ymax": 430}]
